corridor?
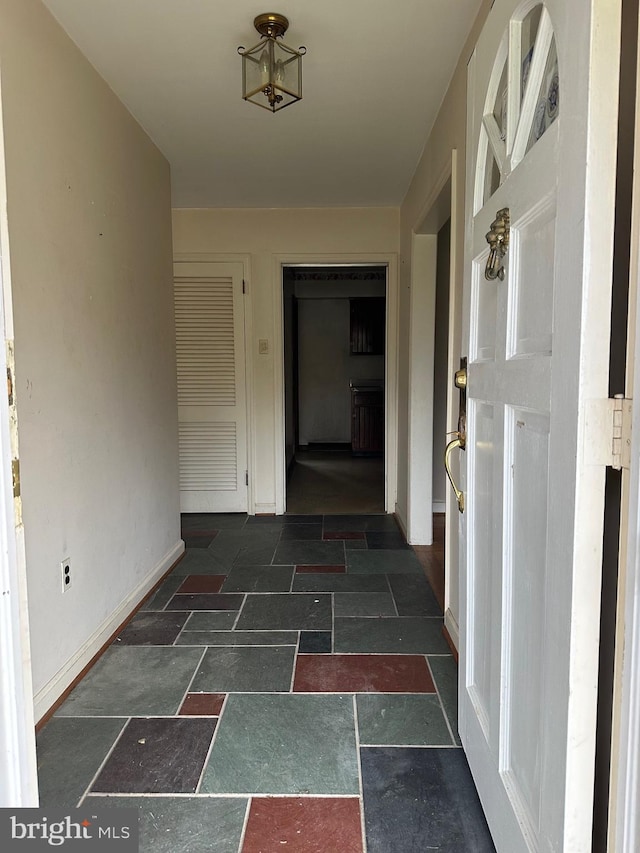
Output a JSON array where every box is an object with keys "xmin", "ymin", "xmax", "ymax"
[{"xmin": 36, "ymin": 513, "xmax": 495, "ymax": 852}]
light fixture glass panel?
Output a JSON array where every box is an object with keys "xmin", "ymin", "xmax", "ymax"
[
  {"xmin": 242, "ymin": 40, "xmax": 271, "ymax": 100},
  {"xmin": 272, "ymin": 41, "xmax": 302, "ymax": 99}
]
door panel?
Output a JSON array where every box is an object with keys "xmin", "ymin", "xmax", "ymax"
[
  {"xmin": 502, "ymin": 406, "xmax": 549, "ymax": 834},
  {"xmin": 466, "ymin": 398, "xmax": 498, "ymax": 745},
  {"xmin": 508, "ymin": 197, "xmax": 555, "ymax": 358},
  {"xmin": 458, "ymin": 0, "xmax": 621, "ymax": 849},
  {"xmin": 174, "ymin": 261, "xmax": 248, "ymax": 513},
  {"xmin": 471, "ymin": 256, "xmax": 498, "ymax": 362}
]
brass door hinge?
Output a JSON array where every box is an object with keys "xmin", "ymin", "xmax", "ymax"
[
  {"xmin": 610, "ymin": 395, "xmax": 632, "ymax": 471},
  {"xmin": 584, "ymin": 396, "xmax": 632, "ymax": 470}
]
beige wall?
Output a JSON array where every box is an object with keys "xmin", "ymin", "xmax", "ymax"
[
  {"xmin": 398, "ymin": 0, "xmax": 493, "ymax": 641},
  {"xmin": 0, "ymin": 0, "xmax": 181, "ymax": 718},
  {"xmin": 172, "ymin": 208, "xmax": 399, "ymax": 512}
]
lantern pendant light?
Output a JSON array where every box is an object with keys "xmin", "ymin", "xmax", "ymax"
[{"xmin": 238, "ymin": 13, "xmax": 306, "ymax": 112}]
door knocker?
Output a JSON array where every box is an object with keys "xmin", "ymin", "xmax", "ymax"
[{"xmin": 484, "ymin": 207, "xmax": 510, "ymax": 281}]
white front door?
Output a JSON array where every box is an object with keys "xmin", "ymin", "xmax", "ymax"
[
  {"xmin": 459, "ymin": 1, "xmax": 621, "ymax": 849},
  {"xmin": 174, "ymin": 261, "xmax": 248, "ymax": 513}
]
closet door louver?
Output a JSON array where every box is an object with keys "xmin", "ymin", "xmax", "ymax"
[{"xmin": 174, "ymin": 261, "xmax": 248, "ymax": 512}]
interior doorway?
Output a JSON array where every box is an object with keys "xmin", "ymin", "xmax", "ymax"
[{"xmin": 282, "ymin": 265, "xmax": 386, "ymax": 514}]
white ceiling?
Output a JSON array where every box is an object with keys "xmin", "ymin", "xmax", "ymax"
[{"xmin": 42, "ymin": 0, "xmax": 482, "ymax": 208}]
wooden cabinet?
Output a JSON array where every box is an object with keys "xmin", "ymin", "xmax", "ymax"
[
  {"xmin": 351, "ymin": 383, "xmax": 384, "ymax": 455},
  {"xmin": 350, "ymin": 298, "xmax": 385, "ymax": 355}
]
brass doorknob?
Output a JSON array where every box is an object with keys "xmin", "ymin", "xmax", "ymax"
[{"xmin": 454, "ymin": 367, "xmax": 467, "ymax": 390}]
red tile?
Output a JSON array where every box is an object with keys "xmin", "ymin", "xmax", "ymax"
[
  {"xmin": 293, "ymin": 655, "xmax": 435, "ymax": 693},
  {"xmin": 322, "ymin": 531, "xmax": 366, "ymax": 540},
  {"xmin": 179, "ymin": 693, "xmax": 226, "ymax": 716},
  {"xmin": 242, "ymin": 797, "xmax": 363, "ymax": 853},
  {"xmin": 177, "ymin": 575, "xmax": 226, "ymax": 593},
  {"xmin": 295, "ymin": 565, "xmax": 346, "ymax": 574}
]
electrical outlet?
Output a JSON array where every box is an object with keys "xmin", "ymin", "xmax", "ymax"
[{"xmin": 61, "ymin": 558, "xmax": 71, "ymax": 593}]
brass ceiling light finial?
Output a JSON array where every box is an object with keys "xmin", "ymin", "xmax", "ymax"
[{"xmin": 238, "ymin": 12, "xmax": 306, "ymax": 112}]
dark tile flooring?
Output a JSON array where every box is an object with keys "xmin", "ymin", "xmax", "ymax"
[{"xmin": 37, "ymin": 513, "xmax": 495, "ymax": 852}]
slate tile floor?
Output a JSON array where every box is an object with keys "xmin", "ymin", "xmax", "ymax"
[{"xmin": 37, "ymin": 513, "xmax": 495, "ymax": 852}]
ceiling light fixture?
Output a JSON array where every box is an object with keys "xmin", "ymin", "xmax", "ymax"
[{"xmin": 238, "ymin": 13, "xmax": 306, "ymax": 112}]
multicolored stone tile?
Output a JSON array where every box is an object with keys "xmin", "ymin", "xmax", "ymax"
[
  {"xmin": 200, "ymin": 693, "xmax": 359, "ymax": 794},
  {"xmin": 346, "ymin": 550, "xmax": 423, "ymax": 574},
  {"xmin": 299, "ymin": 630, "xmax": 332, "ymax": 654},
  {"xmin": 221, "ymin": 564, "xmax": 294, "ymax": 592},
  {"xmin": 37, "ymin": 717, "xmax": 127, "ymax": 809},
  {"xmin": 190, "ymin": 646, "xmax": 296, "ymax": 693},
  {"xmin": 115, "ymin": 611, "xmax": 189, "ymax": 645},
  {"xmin": 54, "ymin": 646, "xmax": 204, "ymax": 717},
  {"xmin": 360, "ymin": 748, "xmax": 495, "ymax": 852},
  {"xmin": 165, "ymin": 593, "xmax": 245, "ymax": 611},
  {"xmin": 334, "ymin": 592, "xmax": 397, "ymax": 617},
  {"xmin": 91, "ymin": 717, "xmax": 216, "ymax": 794},
  {"xmin": 323, "ymin": 531, "xmax": 366, "ymax": 540},
  {"xmin": 334, "ymin": 616, "xmax": 450, "ymax": 654},
  {"xmin": 37, "ymin": 513, "xmax": 484, "ymax": 850},
  {"xmin": 242, "ymin": 797, "xmax": 364, "ymax": 853},
  {"xmin": 295, "ymin": 564, "xmax": 346, "ymax": 573},
  {"xmin": 87, "ymin": 796, "xmax": 248, "ymax": 853},
  {"xmin": 274, "ymin": 540, "xmax": 346, "ymax": 566},
  {"xmin": 177, "ymin": 575, "xmax": 226, "ymax": 594},
  {"xmin": 293, "ymin": 654, "xmax": 435, "ymax": 693},
  {"xmin": 356, "ymin": 694, "xmax": 453, "ymax": 745},
  {"xmin": 235, "ymin": 593, "xmax": 332, "ymax": 631},
  {"xmin": 178, "ymin": 692, "xmax": 226, "ymax": 716}
]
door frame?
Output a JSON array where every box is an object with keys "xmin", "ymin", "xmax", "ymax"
[
  {"xmin": 272, "ymin": 253, "xmax": 399, "ymax": 516},
  {"xmin": 610, "ymin": 6, "xmax": 640, "ymax": 842},
  {"xmin": 0, "ymin": 337, "xmax": 37, "ymax": 807},
  {"xmin": 612, "ymin": 385, "xmax": 640, "ymax": 847},
  {"xmin": 407, "ymin": 150, "xmax": 461, "ymax": 645},
  {"xmin": 173, "ymin": 252, "xmax": 254, "ymax": 513}
]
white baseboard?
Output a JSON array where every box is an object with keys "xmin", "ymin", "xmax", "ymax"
[
  {"xmin": 444, "ymin": 607, "xmax": 460, "ymax": 652},
  {"xmin": 33, "ymin": 540, "xmax": 184, "ymax": 723},
  {"xmin": 432, "ymin": 501, "xmax": 446, "ymax": 513},
  {"xmin": 253, "ymin": 503, "xmax": 277, "ymax": 515}
]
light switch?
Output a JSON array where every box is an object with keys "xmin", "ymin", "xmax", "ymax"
[{"xmin": 258, "ymin": 339, "xmax": 269, "ymax": 355}]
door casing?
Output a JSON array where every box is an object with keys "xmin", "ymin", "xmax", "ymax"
[{"xmin": 273, "ymin": 253, "xmax": 399, "ymax": 516}]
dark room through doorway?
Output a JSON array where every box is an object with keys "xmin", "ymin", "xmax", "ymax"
[{"xmin": 283, "ymin": 265, "xmax": 387, "ymax": 514}]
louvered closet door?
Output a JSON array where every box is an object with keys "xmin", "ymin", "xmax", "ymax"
[{"xmin": 174, "ymin": 262, "xmax": 248, "ymax": 512}]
